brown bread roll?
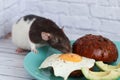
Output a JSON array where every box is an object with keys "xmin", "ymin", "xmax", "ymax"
[{"xmin": 72, "ymin": 34, "xmax": 118, "ymax": 63}]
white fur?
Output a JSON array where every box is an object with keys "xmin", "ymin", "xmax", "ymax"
[
  {"xmin": 12, "ymin": 18, "xmax": 36, "ymax": 50},
  {"xmin": 12, "ymin": 17, "xmax": 48, "ymax": 53},
  {"xmin": 28, "ymin": 39, "xmax": 38, "ymax": 53}
]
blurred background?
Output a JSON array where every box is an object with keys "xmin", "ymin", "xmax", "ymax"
[{"xmin": 0, "ymin": 0, "xmax": 120, "ymax": 40}]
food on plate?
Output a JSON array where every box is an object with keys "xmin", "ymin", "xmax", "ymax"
[
  {"xmin": 39, "ymin": 53, "xmax": 95, "ymax": 80},
  {"xmin": 72, "ymin": 34, "xmax": 118, "ymax": 63},
  {"xmin": 81, "ymin": 67, "xmax": 119, "ymax": 80},
  {"xmin": 96, "ymin": 61, "xmax": 120, "ymax": 72}
]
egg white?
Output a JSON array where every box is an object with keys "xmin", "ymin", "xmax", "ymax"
[{"xmin": 39, "ymin": 54, "xmax": 95, "ymax": 80}]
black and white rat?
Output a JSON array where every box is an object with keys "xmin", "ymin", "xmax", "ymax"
[{"xmin": 12, "ymin": 14, "xmax": 71, "ymax": 53}]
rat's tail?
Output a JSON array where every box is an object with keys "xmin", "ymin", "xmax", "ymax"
[{"xmin": 4, "ymin": 32, "xmax": 11, "ymax": 39}]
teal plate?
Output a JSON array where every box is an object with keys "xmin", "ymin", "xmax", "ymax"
[{"xmin": 24, "ymin": 41, "xmax": 120, "ymax": 80}]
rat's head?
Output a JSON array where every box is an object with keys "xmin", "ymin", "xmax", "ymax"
[{"xmin": 41, "ymin": 29, "xmax": 71, "ymax": 53}]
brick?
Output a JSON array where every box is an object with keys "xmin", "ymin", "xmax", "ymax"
[
  {"xmin": 4, "ymin": 4, "xmax": 19, "ymax": 20},
  {"xmin": 0, "ymin": 12, "xmax": 4, "ymax": 25},
  {"xmin": 0, "ymin": 25, "xmax": 5, "ymax": 38},
  {"xmin": 25, "ymin": 1, "xmax": 43, "ymax": 13},
  {"xmin": 41, "ymin": 0, "xmax": 59, "ymax": 1},
  {"xmin": 97, "ymin": 0, "xmax": 109, "ymax": 6},
  {"xmin": 59, "ymin": 15, "xmax": 91, "ymax": 29},
  {"xmin": 3, "ymin": 0, "xmax": 17, "ymax": 9},
  {"xmin": 18, "ymin": 0, "xmax": 26, "ymax": 12},
  {"xmin": 97, "ymin": 0, "xmax": 118, "ymax": 6},
  {"xmin": 90, "ymin": 5, "xmax": 120, "ymax": 20},
  {"xmin": 65, "ymin": 26, "xmax": 99, "ymax": 40},
  {"xmin": 90, "ymin": 5, "xmax": 111, "ymax": 19},
  {"xmin": 108, "ymin": 0, "xmax": 118, "ymax": 6},
  {"xmin": 3, "ymin": 4, "xmax": 20, "ymax": 33},
  {"xmin": 98, "ymin": 32, "xmax": 120, "ymax": 41},
  {"xmin": 60, "ymin": 0, "xmax": 97, "ymax": 4},
  {"xmin": 19, "ymin": 0, "xmax": 43, "ymax": 14},
  {"xmin": 100, "ymin": 20, "xmax": 120, "ymax": 34},
  {"xmin": 42, "ymin": 1, "xmax": 69, "ymax": 15},
  {"xmin": 26, "ymin": 0, "xmax": 40, "ymax": 2},
  {"xmin": 23, "ymin": 1, "xmax": 44, "ymax": 16},
  {"xmin": 0, "ymin": 0, "xmax": 120, "ymax": 40},
  {"xmin": 90, "ymin": 17, "xmax": 101, "ymax": 30},
  {"xmin": 25, "ymin": 6, "xmax": 43, "ymax": 15},
  {"xmin": 69, "ymin": 3, "xmax": 89, "ymax": 16},
  {"xmin": 0, "ymin": 0, "xmax": 3, "ymax": 12},
  {"xmin": 59, "ymin": 15, "xmax": 76, "ymax": 28},
  {"xmin": 0, "ymin": 12, "xmax": 5, "ymax": 38}
]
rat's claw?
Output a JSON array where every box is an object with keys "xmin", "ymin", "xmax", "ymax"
[
  {"xmin": 31, "ymin": 48, "xmax": 38, "ymax": 53},
  {"xmin": 29, "ymin": 40, "xmax": 38, "ymax": 53}
]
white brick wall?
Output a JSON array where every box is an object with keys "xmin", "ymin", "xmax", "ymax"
[{"xmin": 0, "ymin": 0, "xmax": 120, "ymax": 41}]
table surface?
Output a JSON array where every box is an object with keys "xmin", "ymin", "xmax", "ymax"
[
  {"xmin": 1, "ymin": 38, "xmax": 120, "ymax": 80},
  {"xmin": 0, "ymin": 38, "xmax": 35, "ymax": 80}
]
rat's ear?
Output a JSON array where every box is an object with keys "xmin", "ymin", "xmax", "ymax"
[
  {"xmin": 61, "ymin": 26, "xmax": 64, "ymax": 32},
  {"xmin": 41, "ymin": 32, "xmax": 51, "ymax": 41}
]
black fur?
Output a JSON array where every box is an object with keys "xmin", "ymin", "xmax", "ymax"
[{"xmin": 23, "ymin": 14, "xmax": 71, "ymax": 53}]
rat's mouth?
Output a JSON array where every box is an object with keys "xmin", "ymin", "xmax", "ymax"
[{"xmin": 60, "ymin": 49, "xmax": 72, "ymax": 53}]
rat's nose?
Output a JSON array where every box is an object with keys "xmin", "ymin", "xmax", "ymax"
[{"xmin": 63, "ymin": 46, "xmax": 72, "ymax": 53}]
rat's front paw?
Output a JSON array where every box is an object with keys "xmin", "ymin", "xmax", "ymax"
[
  {"xmin": 31, "ymin": 48, "xmax": 38, "ymax": 53},
  {"xmin": 29, "ymin": 40, "xmax": 39, "ymax": 53}
]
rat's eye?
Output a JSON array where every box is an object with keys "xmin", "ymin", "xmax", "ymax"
[{"xmin": 58, "ymin": 39, "xmax": 61, "ymax": 43}]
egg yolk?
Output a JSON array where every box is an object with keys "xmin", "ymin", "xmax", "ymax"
[{"xmin": 59, "ymin": 53, "xmax": 82, "ymax": 62}]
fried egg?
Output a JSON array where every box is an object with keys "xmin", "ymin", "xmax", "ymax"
[{"xmin": 39, "ymin": 53, "xmax": 95, "ymax": 80}]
